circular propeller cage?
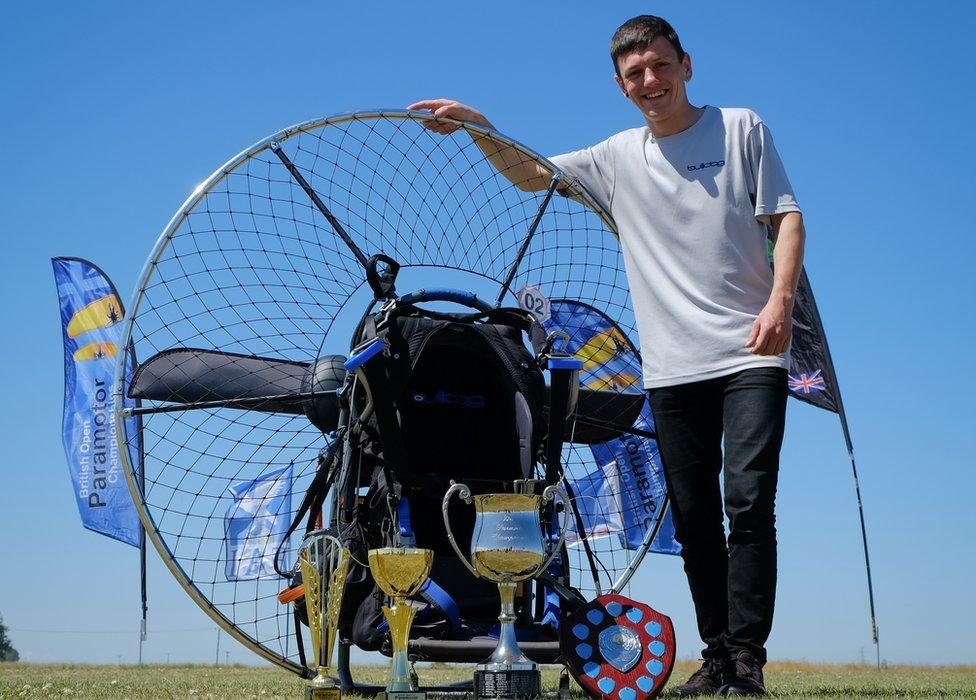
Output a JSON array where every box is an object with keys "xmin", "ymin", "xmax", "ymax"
[{"xmin": 114, "ymin": 111, "xmax": 669, "ymax": 672}]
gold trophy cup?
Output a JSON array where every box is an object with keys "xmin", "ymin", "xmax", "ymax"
[
  {"xmin": 442, "ymin": 481, "xmax": 568, "ymax": 700},
  {"xmin": 300, "ymin": 532, "xmax": 351, "ymax": 700},
  {"xmin": 367, "ymin": 547, "xmax": 435, "ymax": 700}
]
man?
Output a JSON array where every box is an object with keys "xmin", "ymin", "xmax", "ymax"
[{"xmin": 410, "ymin": 14, "xmax": 803, "ymax": 697}]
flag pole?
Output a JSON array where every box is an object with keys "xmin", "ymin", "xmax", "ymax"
[
  {"xmin": 800, "ymin": 270, "xmax": 880, "ymax": 668},
  {"xmin": 836, "ymin": 408, "xmax": 880, "ymax": 668},
  {"xmin": 139, "ymin": 522, "xmax": 147, "ymax": 663},
  {"xmin": 136, "ymin": 357, "xmax": 148, "ymax": 664}
]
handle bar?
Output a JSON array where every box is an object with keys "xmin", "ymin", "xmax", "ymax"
[{"xmin": 398, "ymin": 287, "xmax": 495, "ymax": 312}]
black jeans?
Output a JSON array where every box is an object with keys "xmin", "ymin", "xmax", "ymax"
[{"xmin": 648, "ymin": 367, "xmax": 788, "ymax": 664}]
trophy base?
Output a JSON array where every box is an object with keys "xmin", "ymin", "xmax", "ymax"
[
  {"xmin": 306, "ymin": 686, "xmax": 341, "ymax": 700},
  {"xmin": 378, "ymin": 692, "xmax": 426, "ymax": 700},
  {"xmin": 474, "ymin": 668, "xmax": 542, "ymax": 699}
]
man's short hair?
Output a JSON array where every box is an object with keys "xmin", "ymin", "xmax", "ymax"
[{"xmin": 610, "ymin": 15, "xmax": 685, "ymax": 76}]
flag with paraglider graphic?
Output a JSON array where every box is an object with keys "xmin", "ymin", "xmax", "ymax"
[
  {"xmin": 53, "ymin": 257, "xmax": 143, "ymax": 547},
  {"xmin": 542, "ymin": 299, "xmax": 679, "ymax": 555}
]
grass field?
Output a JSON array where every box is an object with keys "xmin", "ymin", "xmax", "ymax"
[{"xmin": 1, "ymin": 662, "xmax": 974, "ymax": 699}]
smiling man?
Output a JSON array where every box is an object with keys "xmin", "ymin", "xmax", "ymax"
[{"xmin": 410, "ymin": 14, "xmax": 804, "ymax": 698}]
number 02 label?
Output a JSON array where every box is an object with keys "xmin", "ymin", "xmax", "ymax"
[{"xmin": 516, "ymin": 285, "xmax": 551, "ymax": 323}]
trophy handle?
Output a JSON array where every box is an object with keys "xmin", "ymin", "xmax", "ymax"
[
  {"xmin": 441, "ymin": 481, "xmax": 479, "ymax": 578},
  {"xmin": 537, "ymin": 484, "xmax": 571, "ymax": 574}
]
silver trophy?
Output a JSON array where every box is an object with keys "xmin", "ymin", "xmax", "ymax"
[{"xmin": 442, "ymin": 481, "xmax": 568, "ymax": 699}]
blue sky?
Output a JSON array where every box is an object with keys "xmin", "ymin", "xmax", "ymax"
[{"xmin": 2, "ymin": 1, "xmax": 974, "ymax": 669}]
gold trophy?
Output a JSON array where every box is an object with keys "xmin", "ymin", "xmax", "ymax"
[
  {"xmin": 367, "ymin": 547, "xmax": 434, "ymax": 700},
  {"xmin": 442, "ymin": 481, "xmax": 568, "ymax": 700},
  {"xmin": 300, "ymin": 532, "xmax": 351, "ymax": 700}
]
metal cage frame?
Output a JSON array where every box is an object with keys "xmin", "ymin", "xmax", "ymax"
[{"xmin": 113, "ymin": 110, "xmax": 663, "ymax": 674}]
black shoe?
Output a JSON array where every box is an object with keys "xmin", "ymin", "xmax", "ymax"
[
  {"xmin": 718, "ymin": 650, "xmax": 766, "ymax": 696},
  {"xmin": 670, "ymin": 657, "xmax": 729, "ymax": 697}
]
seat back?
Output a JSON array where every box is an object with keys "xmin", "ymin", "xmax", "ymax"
[
  {"xmin": 348, "ymin": 311, "xmax": 551, "ymax": 650},
  {"xmin": 395, "ymin": 318, "xmax": 542, "ymax": 553}
]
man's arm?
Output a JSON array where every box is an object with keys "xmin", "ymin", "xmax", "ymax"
[
  {"xmin": 745, "ymin": 211, "xmax": 806, "ymax": 356},
  {"xmin": 408, "ymin": 99, "xmax": 554, "ymax": 191}
]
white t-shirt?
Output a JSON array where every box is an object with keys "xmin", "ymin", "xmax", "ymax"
[{"xmin": 550, "ymin": 106, "xmax": 801, "ymax": 388}]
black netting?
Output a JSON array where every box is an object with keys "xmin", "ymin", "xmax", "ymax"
[{"xmin": 119, "ymin": 112, "xmax": 666, "ymax": 673}]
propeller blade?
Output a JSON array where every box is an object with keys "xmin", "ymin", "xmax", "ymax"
[{"xmin": 129, "ymin": 348, "xmax": 310, "ymax": 414}]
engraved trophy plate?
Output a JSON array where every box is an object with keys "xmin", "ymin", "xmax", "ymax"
[
  {"xmin": 368, "ymin": 547, "xmax": 434, "ymax": 700},
  {"xmin": 306, "ymin": 688, "xmax": 341, "ymax": 700},
  {"xmin": 301, "ymin": 532, "xmax": 350, "ymax": 700},
  {"xmin": 382, "ymin": 693, "xmax": 426, "ymax": 700},
  {"xmin": 598, "ymin": 625, "xmax": 641, "ymax": 672},
  {"xmin": 474, "ymin": 668, "xmax": 542, "ymax": 699},
  {"xmin": 443, "ymin": 481, "xmax": 569, "ymax": 700}
]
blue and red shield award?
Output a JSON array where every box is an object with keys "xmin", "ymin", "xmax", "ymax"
[{"xmin": 560, "ymin": 594, "xmax": 675, "ymax": 700}]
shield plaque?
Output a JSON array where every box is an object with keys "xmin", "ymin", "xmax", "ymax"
[{"xmin": 559, "ymin": 594, "xmax": 675, "ymax": 700}]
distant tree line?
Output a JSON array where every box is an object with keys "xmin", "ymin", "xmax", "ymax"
[{"xmin": 0, "ymin": 614, "xmax": 19, "ymax": 662}]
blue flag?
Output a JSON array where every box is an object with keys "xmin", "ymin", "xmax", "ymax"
[
  {"xmin": 53, "ymin": 257, "xmax": 142, "ymax": 547},
  {"xmin": 224, "ymin": 465, "xmax": 293, "ymax": 581},
  {"xmin": 544, "ymin": 300, "xmax": 679, "ymax": 555}
]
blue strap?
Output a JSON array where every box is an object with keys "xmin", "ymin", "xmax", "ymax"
[
  {"xmin": 539, "ymin": 537, "xmax": 563, "ymax": 628},
  {"xmin": 396, "ymin": 498, "xmax": 414, "ymax": 543},
  {"xmin": 418, "ymin": 577, "xmax": 462, "ymax": 631},
  {"xmin": 540, "ymin": 586, "xmax": 561, "ymax": 629},
  {"xmin": 376, "ymin": 576, "xmax": 461, "ymax": 632}
]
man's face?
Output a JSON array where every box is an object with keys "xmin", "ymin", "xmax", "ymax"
[{"xmin": 614, "ymin": 35, "xmax": 693, "ymax": 130}]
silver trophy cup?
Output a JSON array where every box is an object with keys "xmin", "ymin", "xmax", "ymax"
[{"xmin": 442, "ymin": 481, "xmax": 568, "ymax": 699}]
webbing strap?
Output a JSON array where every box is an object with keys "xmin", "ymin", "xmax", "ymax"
[
  {"xmin": 354, "ymin": 343, "xmax": 406, "ymax": 504},
  {"xmin": 418, "ymin": 577, "xmax": 462, "ymax": 631},
  {"xmin": 293, "ymin": 605, "xmax": 310, "ymax": 676},
  {"xmin": 545, "ymin": 358, "xmax": 582, "ymax": 483},
  {"xmin": 396, "ymin": 498, "xmax": 414, "ymax": 542},
  {"xmin": 384, "ymin": 498, "xmax": 459, "ymax": 631},
  {"xmin": 541, "ymin": 587, "xmax": 562, "ymax": 629},
  {"xmin": 537, "ymin": 555, "xmax": 572, "ymax": 629},
  {"xmin": 536, "ymin": 570, "xmax": 586, "ymax": 612},
  {"xmin": 375, "ymin": 576, "xmax": 462, "ymax": 633}
]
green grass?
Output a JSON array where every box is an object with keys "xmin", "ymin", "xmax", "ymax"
[{"xmin": 1, "ymin": 662, "xmax": 974, "ymax": 699}]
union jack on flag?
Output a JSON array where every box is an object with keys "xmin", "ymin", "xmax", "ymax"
[{"xmin": 789, "ymin": 369, "xmax": 827, "ymax": 394}]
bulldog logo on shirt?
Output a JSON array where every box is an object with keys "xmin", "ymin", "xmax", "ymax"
[{"xmin": 686, "ymin": 160, "xmax": 725, "ymax": 171}]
